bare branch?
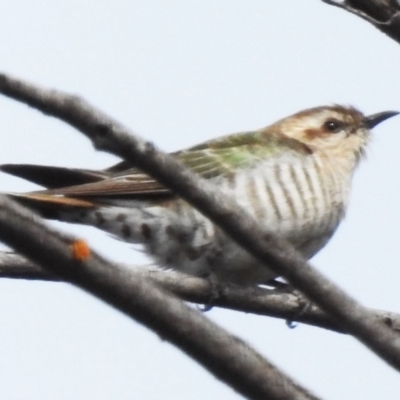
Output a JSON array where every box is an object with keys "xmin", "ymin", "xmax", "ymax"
[
  {"xmin": 0, "ymin": 195, "xmax": 319, "ymax": 400},
  {"xmin": 3, "ymin": 252, "xmax": 400, "ymax": 335},
  {"xmin": 0, "ymin": 252, "xmax": 60, "ymax": 280},
  {"xmin": 0, "ymin": 73, "xmax": 399, "ymax": 371},
  {"xmin": 322, "ymin": 0, "xmax": 400, "ymax": 43}
]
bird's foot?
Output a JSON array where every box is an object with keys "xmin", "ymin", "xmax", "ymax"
[
  {"xmin": 197, "ymin": 273, "xmax": 222, "ymax": 312},
  {"xmin": 286, "ymin": 289, "xmax": 312, "ymax": 329},
  {"xmin": 263, "ymin": 280, "xmax": 312, "ymax": 327}
]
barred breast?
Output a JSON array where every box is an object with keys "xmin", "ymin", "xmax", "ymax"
[{"xmin": 202, "ymin": 152, "xmax": 348, "ymax": 257}]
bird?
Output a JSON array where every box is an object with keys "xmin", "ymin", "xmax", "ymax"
[{"xmin": 1, "ymin": 105, "xmax": 398, "ymax": 285}]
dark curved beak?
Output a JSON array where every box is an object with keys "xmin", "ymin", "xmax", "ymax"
[{"xmin": 364, "ymin": 111, "xmax": 399, "ymax": 129}]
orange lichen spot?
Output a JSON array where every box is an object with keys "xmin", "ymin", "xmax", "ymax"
[{"xmin": 71, "ymin": 239, "xmax": 91, "ymax": 261}]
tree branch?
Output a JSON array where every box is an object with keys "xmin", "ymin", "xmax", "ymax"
[
  {"xmin": 0, "ymin": 72, "xmax": 399, "ymax": 372},
  {"xmin": 0, "ymin": 195, "xmax": 319, "ymax": 400},
  {"xmin": 3, "ymin": 251, "xmax": 400, "ymax": 335},
  {"xmin": 0, "ymin": 252, "xmax": 60, "ymax": 280},
  {"xmin": 322, "ymin": 0, "xmax": 400, "ymax": 43}
]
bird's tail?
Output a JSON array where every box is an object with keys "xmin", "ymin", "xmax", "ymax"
[
  {"xmin": 6, "ymin": 192, "xmax": 97, "ymax": 220},
  {"xmin": 0, "ymin": 163, "xmax": 103, "ymax": 219},
  {"xmin": 0, "ymin": 163, "xmax": 109, "ymax": 189}
]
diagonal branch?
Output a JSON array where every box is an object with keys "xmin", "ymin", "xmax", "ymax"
[
  {"xmin": 321, "ymin": 0, "xmax": 400, "ymax": 44},
  {"xmin": 2, "ymin": 252, "xmax": 400, "ymax": 335},
  {"xmin": 0, "ymin": 195, "xmax": 319, "ymax": 400}
]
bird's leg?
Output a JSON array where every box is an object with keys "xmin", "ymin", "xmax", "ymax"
[{"xmin": 197, "ymin": 272, "xmax": 224, "ymax": 312}]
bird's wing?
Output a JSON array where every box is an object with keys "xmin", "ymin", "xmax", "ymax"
[
  {"xmin": 3, "ymin": 130, "xmax": 311, "ymax": 199},
  {"xmin": 176, "ymin": 130, "xmax": 311, "ymax": 179}
]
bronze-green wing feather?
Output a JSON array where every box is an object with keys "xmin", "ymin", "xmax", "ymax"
[{"xmin": 176, "ymin": 130, "xmax": 311, "ymax": 179}]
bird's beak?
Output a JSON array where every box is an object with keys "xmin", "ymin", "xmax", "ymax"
[{"xmin": 363, "ymin": 111, "xmax": 399, "ymax": 129}]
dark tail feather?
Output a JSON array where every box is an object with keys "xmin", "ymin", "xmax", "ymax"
[
  {"xmin": 0, "ymin": 164, "xmax": 110, "ymax": 189},
  {"xmin": 8, "ymin": 193, "xmax": 96, "ymax": 220}
]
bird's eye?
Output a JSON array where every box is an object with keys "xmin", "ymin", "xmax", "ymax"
[{"xmin": 323, "ymin": 119, "xmax": 343, "ymax": 133}]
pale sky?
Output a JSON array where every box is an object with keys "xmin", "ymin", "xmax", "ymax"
[{"xmin": 0, "ymin": 1, "xmax": 400, "ymax": 399}]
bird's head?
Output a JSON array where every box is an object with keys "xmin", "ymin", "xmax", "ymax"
[{"xmin": 272, "ymin": 105, "xmax": 398, "ymax": 163}]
